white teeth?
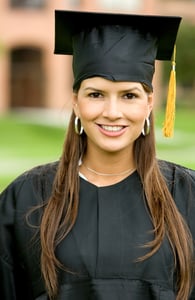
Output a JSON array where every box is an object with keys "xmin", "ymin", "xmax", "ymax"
[{"xmin": 101, "ymin": 125, "xmax": 123, "ymax": 132}]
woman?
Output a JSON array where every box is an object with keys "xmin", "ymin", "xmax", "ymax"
[{"xmin": 0, "ymin": 9, "xmax": 195, "ymax": 300}]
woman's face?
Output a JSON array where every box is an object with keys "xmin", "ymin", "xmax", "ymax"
[{"xmin": 73, "ymin": 77, "xmax": 153, "ymax": 154}]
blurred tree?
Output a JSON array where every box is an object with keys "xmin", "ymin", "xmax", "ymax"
[
  {"xmin": 162, "ymin": 21, "xmax": 195, "ymax": 107},
  {"xmin": 176, "ymin": 21, "xmax": 195, "ymax": 88}
]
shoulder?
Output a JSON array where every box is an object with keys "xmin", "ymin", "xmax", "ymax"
[
  {"xmin": 158, "ymin": 159, "xmax": 195, "ymax": 182},
  {"xmin": 17, "ymin": 160, "xmax": 58, "ymax": 184},
  {"xmin": 158, "ymin": 160, "xmax": 195, "ymax": 196},
  {"xmin": 0, "ymin": 161, "xmax": 59, "ymax": 207},
  {"xmin": 9, "ymin": 160, "xmax": 58, "ymax": 190},
  {"xmin": 158, "ymin": 160, "xmax": 195, "ymax": 219}
]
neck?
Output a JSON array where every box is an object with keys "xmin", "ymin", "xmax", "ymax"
[
  {"xmin": 84, "ymin": 146, "xmax": 134, "ymax": 167},
  {"xmin": 79, "ymin": 153, "xmax": 136, "ymax": 186}
]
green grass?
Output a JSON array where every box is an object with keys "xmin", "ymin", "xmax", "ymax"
[
  {"xmin": 155, "ymin": 108, "xmax": 195, "ymax": 169},
  {"xmin": 0, "ymin": 108, "xmax": 195, "ymax": 192},
  {"xmin": 0, "ymin": 113, "xmax": 66, "ymax": 192}
]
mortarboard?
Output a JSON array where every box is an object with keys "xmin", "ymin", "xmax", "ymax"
[{"xmin": 54, "ymin": 10, "xmax": 182, "ymax": 137}]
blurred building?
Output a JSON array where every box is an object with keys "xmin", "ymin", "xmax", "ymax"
[{"xmin": 0, "ymin": 0, "xmax": 194, "ymax": 113}]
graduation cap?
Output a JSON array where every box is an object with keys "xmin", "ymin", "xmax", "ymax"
[{"xmin": 54, "ymin": 10, "xmax": 182, "ymax": 137}]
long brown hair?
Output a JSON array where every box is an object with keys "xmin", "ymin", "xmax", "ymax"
[{"xmin": 39, "ymin": 87, "xmax": 194, "ymax": 299}]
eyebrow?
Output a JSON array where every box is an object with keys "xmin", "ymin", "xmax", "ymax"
[
  {"xmin": 83, "ymin": 87, "xmax": 102, "ymax": 92},
  {"xmin": 119, "ymin": 87, "xmax": 143, "ymax": 93}
]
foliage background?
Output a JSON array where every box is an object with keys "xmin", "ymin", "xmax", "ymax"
[{"xmin": 163, "ymin": 20, "xmax": 195, "ymax": 108}]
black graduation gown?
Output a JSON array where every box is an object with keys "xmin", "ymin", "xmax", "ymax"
[{"xmin": 0, "ymin": 160, "xmax": 195, "ymax": 300}]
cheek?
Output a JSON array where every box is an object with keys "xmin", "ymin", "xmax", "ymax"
[
  {"xmin": 79, "ymin": 107, "xmax": 93, "ymax": 120},
  {"xmin": 78, "ymin": 102, "xmax": 102, "ymax": 120},
  {"xmin": 126, "ymin": 104, "xmax": 149, "ymax": 122}
]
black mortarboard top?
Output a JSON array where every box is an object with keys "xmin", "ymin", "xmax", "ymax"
[{"xmin": 54, "ymin": 10, "xmax": 182, "ymax": 137}]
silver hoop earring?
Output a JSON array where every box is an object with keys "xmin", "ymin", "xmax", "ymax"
[
  {"xmin": 75, "ymin": 116, "xmax": 84, "ymax": 135},
  {"xmin": 142, "ymin": 117, "xmax": 150, "ymax": 136}
]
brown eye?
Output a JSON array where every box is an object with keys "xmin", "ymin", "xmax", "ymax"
[
  {"xmin": 124, "ymin": 93, "xmax": 136, "ymax": 99},
  {"xmin": 89, "ymin": 92, "xmax": 102, "ymax": 98}
]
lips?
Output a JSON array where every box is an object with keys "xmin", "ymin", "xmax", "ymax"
[{"xmin": 97, "ymin": 124, "xmax": 128, "ymax": 137}]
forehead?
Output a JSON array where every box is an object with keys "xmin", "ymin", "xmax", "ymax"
[{"xmin": 80, "ymin": 77, "xmax": 144, "ymax": 90}]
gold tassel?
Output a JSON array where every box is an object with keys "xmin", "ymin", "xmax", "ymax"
[{"xmin": 162, "ymin": 45, "xmax": 176, "ymax": 138}]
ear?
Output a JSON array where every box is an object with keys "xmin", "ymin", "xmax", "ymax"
[
  {"xmin": 72, "ymin": 92, "xmax": 79, "ymax": 116},
  {"xmin": 147, "ymin": 93, "xmax": 154, "ymax": 116}
]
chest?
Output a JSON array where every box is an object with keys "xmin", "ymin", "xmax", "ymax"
[{"xmin": 56, "ymin": 180, "xmax": 174, "ymax": 283}]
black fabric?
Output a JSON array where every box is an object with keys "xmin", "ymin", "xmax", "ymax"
[
  {"xmin": 54, "ymin": 10, "xmax": 181, "ymax": 90},
  {"xmin": 0, "ymin": 160, "xmax": 195, "ymax": 299}
]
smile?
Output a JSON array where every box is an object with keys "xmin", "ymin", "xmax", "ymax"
[{"xmin": 100, "ymin": 125, "xmax": 125, "ymax": 132}]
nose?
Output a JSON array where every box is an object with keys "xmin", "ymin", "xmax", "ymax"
[{"xmin": 102, "ymin": 98, "xmax": 123, "ymax": 120}]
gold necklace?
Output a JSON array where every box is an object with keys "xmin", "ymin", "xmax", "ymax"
[{"xmin": 82, "ymin": 163, "xmax": 135, "ymax": 177}]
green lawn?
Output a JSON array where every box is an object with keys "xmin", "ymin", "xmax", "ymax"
[
  {"xmin": 155, "ymin": 108, "xmax": 195, "ymax": 169},
  {"xmin": 0, "ymin": 112, "xmax": 66, "ymax": 192},
  {"xmin": 0, "ymin": 108, "xmax": 195, "ymax": 192}
]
